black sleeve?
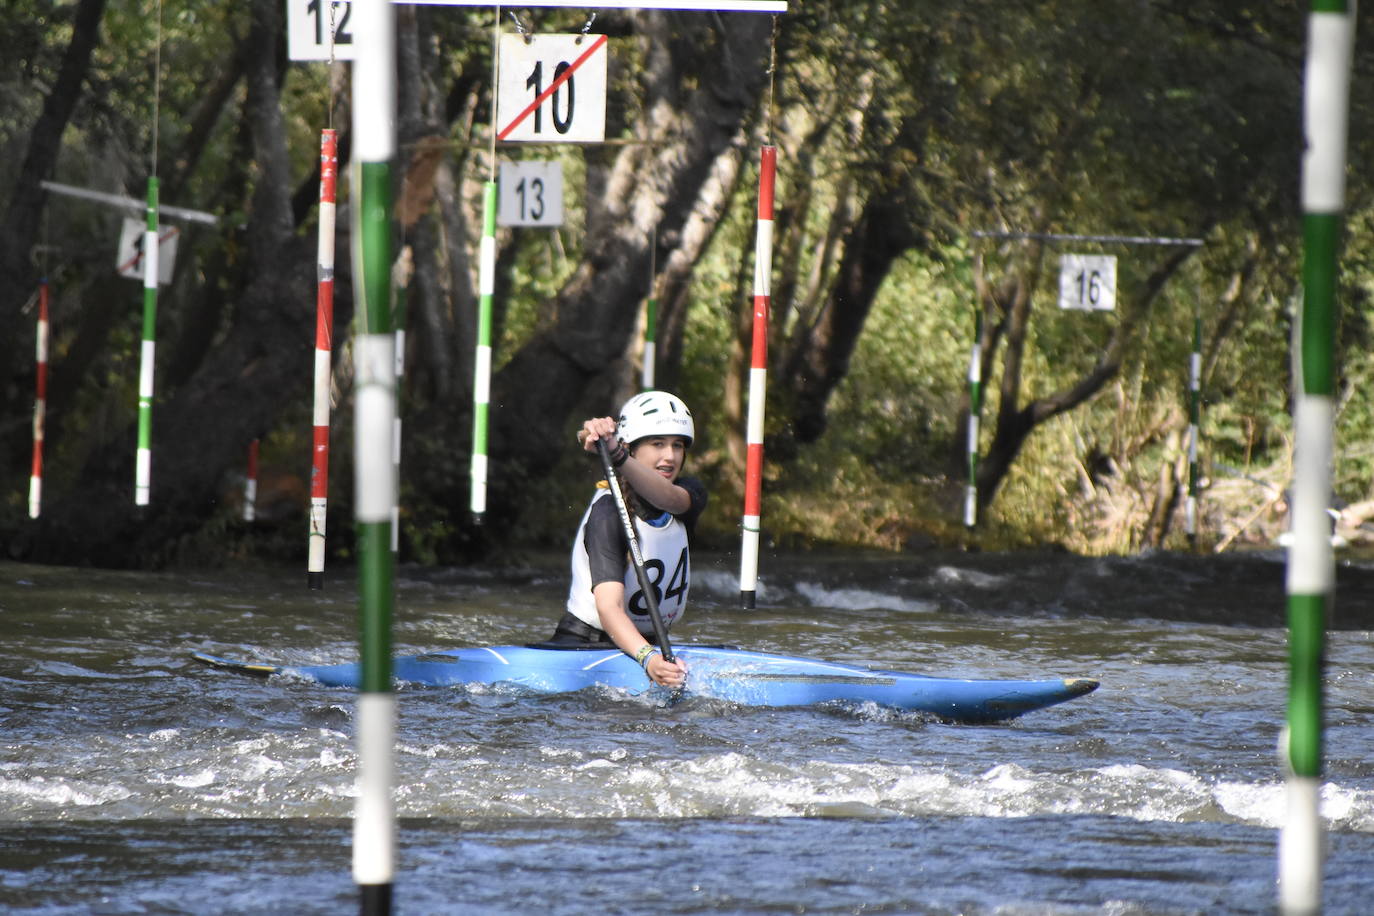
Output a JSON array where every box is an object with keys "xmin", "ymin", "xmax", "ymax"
[
  {"xmin": 584, "ymin": 496, "xmax": 629, "ymax": 589},
  {"xmin": 674, "ymin": 476, "xmax": 708, "ymax": 536}
]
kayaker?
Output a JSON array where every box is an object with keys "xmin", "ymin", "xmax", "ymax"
[{"xmin": 548, "ymin": 390, "xmax": 708, "ymax": 688}]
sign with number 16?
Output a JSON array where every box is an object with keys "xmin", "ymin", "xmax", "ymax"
[{"xmin": 1058, "ymin": 254, "xmax": 1117, "ymax": 311}]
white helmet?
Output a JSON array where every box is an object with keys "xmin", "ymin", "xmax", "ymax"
[{"xmin": 617, "ymin": 391, "xmax": 694, "ymax": 447}]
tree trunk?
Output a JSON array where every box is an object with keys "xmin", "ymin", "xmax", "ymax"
[
  {"xmin": 976, "ymin": 243, "xmax": 1200, "ymax": 512},
  {"xmin": 1143, "ymin": 430, "xmax": 1184, "ymax": 548},
  {"xmin": 14, "ymin": 0, "xmax": 331, "ymax": 567},
  {"xmin": 776, "ymin": 97, "xmax": 935, "ymax": 451},
  {"xmin": 779, "ymin": 190, "xmax": 921, "ymax": 447},
  {"xmin": 654, "ymin": 133, "xmax": 751, "ymax": 393},
  {"xmin": 476, "ymin": 13, "xmax": 772, "ymax": 539},
  {"xmin": 723, "ymin": 222, "xmax": 759, "ymax": 470},
  {"xmin": 0, "ymin": 0, "xmax": 108, "ymax": 433}
]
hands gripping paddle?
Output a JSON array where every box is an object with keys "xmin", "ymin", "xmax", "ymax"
[{"xmin": 596, "ymin": 437, "xmax": 675, "ymax": 664}]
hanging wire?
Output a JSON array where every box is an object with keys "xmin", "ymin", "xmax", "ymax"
[
  {"xmin": 507, "ymin": 10, "xmax": 526, "ymax": 35},
  {"xmin": 40, "ymin": 204, "xmax": 49, "ymax": 281},
  {"xmin": 581, "ymin": 12, "xmax": 597, "ymax": 35},
  {"xmin": 22, "ymin": 212, "xmax": 44, "ymax": 315},
  {"xmin": 327, "ymin": 0, "xmax": 336, "ymax": 128},
  {"xmin": 765, "ymin": 14, "xmax": 778, "ymax": 145},
  {"xmin": 151, "ymin": 0, "xmax": 163, "ymax": 177},
  {"xmin": 489, "ymin": 8, "xmax": 501, "ymax": 180}
]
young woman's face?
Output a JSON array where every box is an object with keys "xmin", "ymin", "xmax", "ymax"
[{"xmin": 630, "ymin": 435, "xmax": 688, "ymax": 481}]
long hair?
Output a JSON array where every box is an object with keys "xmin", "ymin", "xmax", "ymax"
[{"xmin": 596, "ymin": 472, "xmax": 648, "ymax": 521}]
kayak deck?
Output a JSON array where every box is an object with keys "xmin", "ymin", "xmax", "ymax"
[{"xmin": 193, "ymin": 644, "xmax": 1098, "ymax": 723}]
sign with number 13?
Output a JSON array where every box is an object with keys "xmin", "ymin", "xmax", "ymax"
[{"xmin": 498, "ymin": 161, "xmax": 564, "ymax": 227}]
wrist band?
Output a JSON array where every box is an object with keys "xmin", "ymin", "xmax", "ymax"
[
  {"xmin": 634, "ymin": 644, "xmax": 660, "ymax": 668},
  {"xmin": 609, "ymin": 441, "xmax": 629, "ymax": 468}
]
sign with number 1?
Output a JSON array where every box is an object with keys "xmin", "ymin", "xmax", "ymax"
[{"xmin": 497, "ymin": 34, "xmax": 607, "ymax": 143}]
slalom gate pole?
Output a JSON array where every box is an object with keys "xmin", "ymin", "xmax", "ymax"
[
  {"xmin": 1186, "ymin": 299, "xmax": 1201, "ymax": 542},
  {"xmin": 243, "ymin": 439, "xmax": 259, "ymax": 522},
  {"xmin": 1280, "ymin": 3, "xmax": 1354, "ymax": 913},
  {"xmin": 470, "ymin": 181, "xmax": 496, "ymax": 524},
  {"xmin": 350, "ymin": 0, "xmax": 397, "ymax": 910},
  {"xmin": 739, "ymin": 145, "xmax": 775, "ymax": 609},
  {"xmin": 134, "ymin": 177, "xmax": 159, "ymax": 507},
  {"xmin": 965, "ymin": 304, "xmax": 984, "ymax": 528},
  {"xmin": 136, "ymin": 2, "xmax": 163, "ymax": 508},
  {"xmin": 309, "ymin": 128, "xmax": 338, "ymax": 590},
  {"xmin": 29, "ymin": 278, "xmax": 49, "ymax": 519}
]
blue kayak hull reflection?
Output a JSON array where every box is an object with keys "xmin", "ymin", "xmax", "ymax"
[{"xmin": 193, "ymin": 644, "xmax": 1098, "ymax": 723}]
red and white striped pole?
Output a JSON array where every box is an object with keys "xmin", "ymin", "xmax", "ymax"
[
  {"xmin": 739, "ymin": 145, "xmax": 776, "ymax": 609},
  {"xmin": 243, "ymin": 439, "xmax": 259, "ymax": 522},
  {"xmin": 309, "ymin": 128, "xmax": 338, "ymax": 590},
  {"xmin": 29, "ymin": 279, "xmax": 50, "ymax": 519}
]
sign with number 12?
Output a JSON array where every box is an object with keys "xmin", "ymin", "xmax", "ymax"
[{"xmin": 287, "ymin": 0, "xmax": 355, "ymax": 62}]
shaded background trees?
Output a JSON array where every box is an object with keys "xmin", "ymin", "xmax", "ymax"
[{"xmin": 3, "ymin": 0, "xmax": 1373, "ymax": 567}]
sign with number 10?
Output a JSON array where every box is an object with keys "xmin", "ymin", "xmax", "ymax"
[{"xmin": 497, "ymin": 34, "xmax": 607, "ymax": 143}]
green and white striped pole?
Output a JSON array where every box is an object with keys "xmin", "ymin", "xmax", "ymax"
[
  {"xmin": 964, "ymin": 305, "xmax": 983, "ymax": 528},
  {"xmin": 1186, "ymin": 301, "xmax": 1201, "ymax": 542},
  {"xmin": 135, "ymin": 177, "xmax": 159, "ymax": 507},
  {"xmin": 1281, "ymin": 3, "xmax": 1354, "ymax": 913},
  {"xmin": 470, "ymin": 182, "xmax": 496, "ymax": 523},
  {"xmin": 350, "ymin": 0, "xmax": 397, "ymax": 910}
]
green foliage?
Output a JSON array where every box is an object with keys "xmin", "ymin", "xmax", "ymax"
[
  {"xmin": 827, "ymin": 247, "xmax": 971, "ymax": 473},
  {"xmin": 494, "ymin": 147, "xmax": 587, "ymax": 366},
  {"xmin": 10, "ymin": 0, "xmax": 1374, "ymax": 562}
]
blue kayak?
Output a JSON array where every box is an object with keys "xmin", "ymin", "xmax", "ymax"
[{"xmin": 193, "ymin": 643, "xmax": 1097, "ymax": 723}]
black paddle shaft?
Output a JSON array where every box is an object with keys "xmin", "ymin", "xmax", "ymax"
[{"xmin": 595, "ymin": 438, "xmax": 676, "ymax": 663}]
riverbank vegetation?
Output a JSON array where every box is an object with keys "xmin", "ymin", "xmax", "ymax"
[{"xmin": 3, "ymin": 1, "xmax": 1374, "ymax": 567}]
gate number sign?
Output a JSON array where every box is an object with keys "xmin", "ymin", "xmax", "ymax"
[
  {"xmin": 287, "ymin": 0, "xmax": 355, "ymax": 62},
  {"xmin": 1058, "ymin": 253, "xmax": 1117, "ymax": 311},
  {"xmin": 497, "ymin": 34, "xmax": 607, "ymax": 143},
  {"xmin": 498, "ymin": 161, "xmax": 564, "ymax": 227}
]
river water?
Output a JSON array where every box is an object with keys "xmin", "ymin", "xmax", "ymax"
[{"xmin": 2, "ymin": 549, "xmax": 1373, "ymax": 915}]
